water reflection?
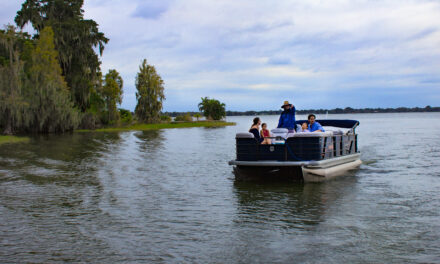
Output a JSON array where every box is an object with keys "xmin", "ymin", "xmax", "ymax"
[
  {"xmin": 232, "ymin": 166, "xmax": 304, "ymax": 182},
  {"xmin": 0, "ymin": 133, "xmax": 121, "ymax": 185},
  {"xmin": 0, "ymin": 132, "xmax": 128, "ymax": 263},
  {"xmin": 233, "ymin": 175, "xmax": 358, "ymax": 229},
  {"xmin": 233, "ymin": 182, "xmax": 323, "ymax": 228},
  {"xmin": 134, "ymin": 130, "xmax": 165, "ymax": 152},
  {"xmin": 1, "ymin": 113, "xmax": 439, "ymax": 263}
]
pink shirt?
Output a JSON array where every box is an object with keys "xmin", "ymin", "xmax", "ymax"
[{"xmin": 262, "ymin": 129, "xmax": 270, "ymax": 137}]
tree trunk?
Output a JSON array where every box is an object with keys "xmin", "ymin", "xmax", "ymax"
[{"xmin": 2, "ymin": 111, "xmax": 13, "ymax": 135}]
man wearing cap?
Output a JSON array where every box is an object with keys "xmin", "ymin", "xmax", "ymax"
[{"xmin": 277, "ymin": 101, "xmax": 296, "ymax": 132}]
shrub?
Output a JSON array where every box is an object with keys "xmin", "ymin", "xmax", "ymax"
[
  {"xmin": 174, "ymin": 113, "xmax": 193, "ymax": 122},
  {"xmin": 119, "ymin": 108, "xmax": 133, "ymax": 124},
  {"xmin": 193, "ymin": 113, "xmax": 201, "ymax": 121},
  {"xmin": 160, "ymin": 115, "xmax": 172, "ymax": 122}
]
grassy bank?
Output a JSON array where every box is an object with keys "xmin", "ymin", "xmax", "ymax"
[
  {"xmin": 0, "ymin": 135, "xmax": 30, "ymax": 145},
  {"xmin": 76, "ymin": 121, "xmax": 236, "ymax": 132}
]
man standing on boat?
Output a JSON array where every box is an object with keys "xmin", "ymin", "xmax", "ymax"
[{"xmin": 277, "ymin": 101, "xmax": 296, "ymax": 132}]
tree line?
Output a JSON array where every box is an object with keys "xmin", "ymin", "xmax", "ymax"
[
  {"xmin": 0, "ymin": 0, "xmax": 165, "ymax": 134},
  {"xmin": 225, "ymin": 105, "xmax": 440, "ymax": 116},
  {"xmin": 163, "ymin": 97, "xmax": 226, "ymax": 121}
]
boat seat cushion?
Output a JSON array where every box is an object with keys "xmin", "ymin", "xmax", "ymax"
[
  {"xmin": 332, "ymin": 130, "xmax": 343, "ymax": 135},
  {"xmin": 271, "ymin": 128, "xmax": 289, "ymax": 133},
  {"xmin": 236, "ymin": 132, "xmax": 254, "ymax": 138},
  {"xmin": 271, "ymin": 128, "xmax": 289, "ymax": 139},
  {"xmin": 288, "ymin": 131, "xmax": 333, "ymax": 137}
]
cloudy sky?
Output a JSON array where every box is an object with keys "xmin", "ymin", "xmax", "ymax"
[{"xmin": 1, "ymin": 0, "xmax": 440, "ymax": 111}]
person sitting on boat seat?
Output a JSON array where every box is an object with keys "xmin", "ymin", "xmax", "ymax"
[
  {"xmin": 308, "ymin": 114, "xmax": 325, "ymax": 132},
  {"xmin": 277, "ymin": 100, "xmax": 296, "ymax": 132},
  {"xmin": 260, "ymin": 123, "xmax": 272, "ymax": 144},
  {"xmin": 249, "ymin": 117, "xmax": 263, "ymax": 143},
  {"xmin": 299, "ymin": 122, "xmax": 310, "ymax": 132}
]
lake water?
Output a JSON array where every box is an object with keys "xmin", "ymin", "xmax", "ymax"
[{"xmin": 0, "ymin": 113, "xmax": 439, "ymax": 263}]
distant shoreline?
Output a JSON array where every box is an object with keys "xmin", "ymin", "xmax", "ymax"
[{"xmin": 164, "ymin": 106, "xmax": 440, "ymax": 117}]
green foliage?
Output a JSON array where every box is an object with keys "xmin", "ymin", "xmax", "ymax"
[
  {"xmin": 15, "ymin": 0, "xmax": 109, "ymax": 111},
  {"xmin": 102, "ymin": 69, "xmax": 123, "ymax": 124},
  {"xmin": 82, "ymin": 71, "xmax": 105, "ymax": 128},
  {"xmin": 79, "ymin": 70, "xmax": 124, "ymax": 128},
  {"xmin": 25, "ymin": 27, "xmax": 79, "ymax": 132},
  {"xmin": 198, "ymin": 97, "xmax": 226, "ymax": 120},
  {"xmin": 88, "ymin": 83, "xmax": 105, "ymax": 115},
  {"xmin": 0, "ymin": 25, "xmax": 28, "ymax": 134},
  {"xmin": 174, "ymin": 113, "xmax": 193, "ymax": 122},
  {"xmin": 119, "ymin": 108, "xmax": 132, "ymax": 124},
  {"xmin": 135, "ymin": 59, "xmax": 165, "ymax": 123},
  {"xmin": 160, "ymin": 115, "xmax": 171, "ymax": 122},
  {"xmin": 193, "ymin": 113, "xmax": 201, "ymax": 121},
  {"xmin": 0, "ymin": 26, "xmax": 79, "ymax": 133}
]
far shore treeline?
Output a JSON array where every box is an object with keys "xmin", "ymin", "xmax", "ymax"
[
  {"xmin": 165, "ymin": 105, "xmax": 440, "ymax": 117},
  {"xmin": 0, "ymin": 0, "xmax": 227, "ymax": 136}
]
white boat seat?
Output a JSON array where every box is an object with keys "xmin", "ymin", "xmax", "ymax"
[
  {"xmin": 271, "ymin": 128, "xmax": 289, "ymax": 139},
  {"xmin": 288, "ymin": 131, "xmax": 334, "ymax": 137}
]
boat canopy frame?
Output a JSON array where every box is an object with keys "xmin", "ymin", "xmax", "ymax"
[{"xmin": 295, "ymin": 119, "xmax": 359, "ymax": 132}]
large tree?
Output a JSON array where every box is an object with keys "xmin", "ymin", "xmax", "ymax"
[
  {"xmin": 102, "ymin": 69, "xmax": 123, "ymax": 124},
  {"xmin": 0, "ymin": 25, "xmax": 29, "ymax": 134},
  {"xmin": 135, "ymin": 59, "xmax": 165, "ymax": 123},
  {"xmin": 15, "ymin": 0, "xmax": 108, "ymax": 111},
  {"xmin": 25, "ymin": 27, "xmax": 79, "ymax": 133}
]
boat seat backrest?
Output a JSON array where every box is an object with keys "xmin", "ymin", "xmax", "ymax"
[
  {"xmin": 236, "ymin": 132, "xmax": 254, "ymax": 138},
  {"xmin": 288, "ymin": 131, "xmax": 333, "ymax": 137}
]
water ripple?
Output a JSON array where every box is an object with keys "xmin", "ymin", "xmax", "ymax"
[{"xmin": 0, "ymin": 113, "xmax": 439, "ymax": 263}]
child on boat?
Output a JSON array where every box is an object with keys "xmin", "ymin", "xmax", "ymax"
[
  {"xmin": 260, "ymin": 123, "xmax": 272, "ymax": 144},
  {"xmin": 300, "ymin": 122, "xmax": 310, "ymax": 132}
]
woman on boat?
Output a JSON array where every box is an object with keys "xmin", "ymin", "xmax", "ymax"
[{"xmin": 249, "ymin": 117, "xmax": 263, "ymax": 143}]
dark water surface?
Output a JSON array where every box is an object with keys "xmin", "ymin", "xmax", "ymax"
[{"xmin": 1, "ymin": 113, "xmax": 439, "ymax": 263}]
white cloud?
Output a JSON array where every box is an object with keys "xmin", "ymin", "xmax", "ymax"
[{"xmin": 2, "ymin": 0, "xmax": 440, "ymax": 110}]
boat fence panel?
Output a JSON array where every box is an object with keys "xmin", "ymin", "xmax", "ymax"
[
  {"xmin": 235, "ymin": 133, "xmax": 359, "ymax": 162},
  {"xmin": 332, "ymin": 135, "xmax": 343, "ymax": 157},
  {"xmin": 323, "ymin": 136, "xmax": 334, "ymax": 159},
  {"xmin": 285, "ymin": 136, "xmax": 324, "ymax": 161},
  {"xmin": 236, "ymin": 138, "xmax": 259, "ymax": 161},
  {"xmin": 258, "ymin": 144, "xmax": 286, "ymax": 161},
  {"xmin": 342, "ymin": 134, "xmax": 357, "ymax": 155}
]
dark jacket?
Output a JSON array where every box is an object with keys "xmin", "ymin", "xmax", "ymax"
[
  {"xmin": 277, "ymin": 107, "xmax": 296, "ymax": 130},
  {"xmin": 249, "ymin": 128, "xmax": 263, "ymax": 143}
]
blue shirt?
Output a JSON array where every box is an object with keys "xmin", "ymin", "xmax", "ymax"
[
  {"xmin": 309, "ymin": 122, "xmax": 325, "ymax": 132},
  {"xmin": 277, "ymin": 107, "xmax": 296, "ymax": 130}
]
